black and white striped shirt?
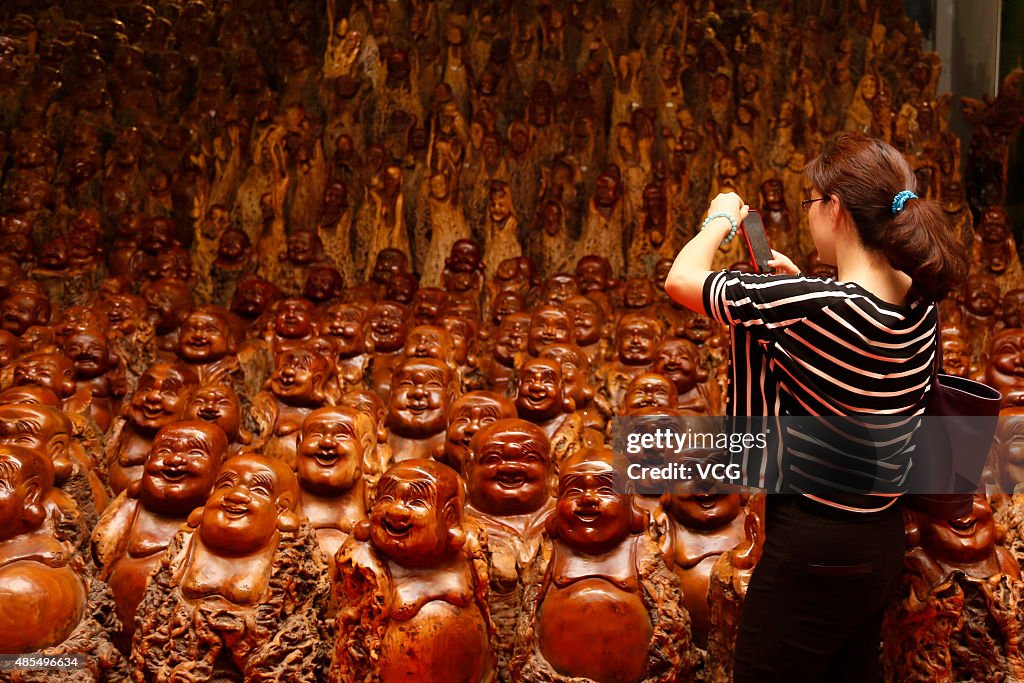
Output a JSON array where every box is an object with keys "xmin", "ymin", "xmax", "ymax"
[{"xmin": 702, "ymin": 270, "xmax": 937, "ymax": 511}]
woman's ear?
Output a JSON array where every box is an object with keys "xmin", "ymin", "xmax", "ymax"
[{"xmin": 829, "ymin": 194, "xmax": 848, "ymax": 229}]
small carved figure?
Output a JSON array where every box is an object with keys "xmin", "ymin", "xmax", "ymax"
[
  {"xmin": 330, "ymin": 459, "xmax": 495, "ymax": 682},
  {"xmin": 654, "ymin": 491, "xmax": 748, "ymax": 649},
  {"xmin": 442, "ymin": 391, "xmax": 518, "ymax": 472},
  {"xmin": 884, "ymin": 496, "xmax": 1024, "ymax": 681},
  {"xmin": 92, "ymin": 421, "xmax": 227, "ymax": 642},
  {"xmin": 105, "ymin": 363, "xmax": 200, "ymax": 495},
  {"xmin": 387, "ymin": 357, "xmax": 458, "ymax": 462},
  {"xmin": 303, "ymin": 265, "xmax": 345, "ymax": 305},
  {"xmin": 295, "ymin": 407, "xmax": 374, "ymax": 579},
  {"xmin": 986, "ymin": 328, "xmax": 1024, "ymax": 408},
  {"xmin": 0, "ymin": 287, "xmax": 51, "ymax": 337},
  {"xmin": 0, "ymin": 445, "xmax": 125, "ymax": 677},
  {"xmin": 564, "ymin": 295, "xmax": 609, "ymax": 366},
  {"xmin": 465, "ymin": 419, "xmax": 556, "ymax": 680},
  {"xmin": 365, "ymin": 301, "xmax": 409, "ymax": 399},
  {"xmin": 267, "ymin": 297, "xmax": 318, "ymax": 355},
  {"xmin": 62, "ymin": 327, "xmax": 125, "ymax": 433},
  {"xmin": 511, "ymin": 449, "xmax": 694, "ymax": 682},
  {"xmin": 183, "ymin": 382, "xmax": 249, "ymax": 450},
  {"xmin": 653, "ymin": 338, "xmax": 722, "ymax": 415},
  {"xmin": 624, "ymin": 372, "xmax": 680, "ymax": 413},
  {"xmin": 177, "ymin": 305, "xmax": 243, "ymax": 387},
  {"xmin": 132, "ymin": 454, "xmax": 329, "ymax": 683},
  {"xmin": 579, "ymin": 172, "xmax": 628, "ymax": 276},
  {"xmin": 597, "ymin": 313, "xmax": 664, "ymax": 412},
  {"xmin": 252, "ymin": 348, "xmax": 332, "ymax": 467},
  {"xmin": 321, "ymin": 303, "xmax": 372, "ymax": 391},
  {"xmin": 484, "ymin": 311, "xmax": 530, "ymax": 395},
  {"xmin": 526, "ymin": 305, "xmax": 576, "ymax": 357},
  {"xmin": 141, "ymin": 278, "xmax": 195, "ymax": 353},
  {"xmin": 514, "ymin": 357, "xmax": 584, "ymax": 467},
  {"xmin": 483, "ymin": 180, "xmax": 522, "ymax": 281}
]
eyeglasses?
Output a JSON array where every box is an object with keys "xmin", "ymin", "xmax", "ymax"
[{"xmin": 801, "ymin": 196, "xmax": 830, "ymax": 212}]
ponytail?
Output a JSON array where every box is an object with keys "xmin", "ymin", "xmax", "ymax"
[
  {"xmin": 885, "ymin": 195, "xmax": 967, "ymax": 301},
  {"xmin": 806, "ymin": 133, "xmax": 967, "ymax": 302}
]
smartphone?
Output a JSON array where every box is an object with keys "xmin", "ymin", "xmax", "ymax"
[{"xmin": 742, "ymin": 210, "xmax": 773, "ymax": 274}]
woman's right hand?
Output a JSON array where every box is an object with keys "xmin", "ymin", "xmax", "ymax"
[
  {"xmin": 707, "ymin": 192, "xmax": 748, "ymax": 225},
  {"xmin": 767, "ymin": 250, "xmax": 800, "ymax": 275}
]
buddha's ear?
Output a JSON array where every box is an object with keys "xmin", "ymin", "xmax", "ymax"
[
  {"xmin": 353, "ymin": 518, "xmax": 371, "ymax": 541},
  {"xmin": 60, "ymin": 374, "xmax": 77, "ymax": 398},
  {"xmin": 21, "ymin": 479, "xmax": 45, "ymax": 528},
  {"xmin": 629, "ymin": 498, "xmax": 648, "ymax": 534},
  {"xmin": 545, "ymin": 511, "xmax": 560, "ymax": 538},
  {"xmin": 448, "ymin": 525, "xmax": 466, "ymax": 550},
  {"xmin": 277, "ymin": 509, "xmax": 300, "ymax": 533},
  {"xmin": 275, "ymin": 491, "xmax": 300, "ymax": 532},
  {"xmin": 562, "ymin": 396, "xmax": 575, "ymax": 413},
  {"xmin": 127, "ymin": 479, "xmax": 143, "ymax": 499},
  {"xmin": 49, "ymin": 437, "xmax": 74, "ymax": 484},
  {"xmin": 187, "ymin": 506, "xmax": 204, "ymax": 528}
]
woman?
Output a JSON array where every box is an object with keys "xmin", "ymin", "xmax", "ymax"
[{"xmin": 664, "ymin": 132, "xmax": 967, "ymax": 682}]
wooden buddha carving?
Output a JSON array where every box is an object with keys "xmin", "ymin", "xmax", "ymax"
[
  {"xmin": 884, "ymin": 496, "xmax": 1024, "ymax": 681},
  {"xmin": 61, "ymin": 326, "xmax": 125, "ymax": 433},
  {"xmin": 484, "ymin": 311, "xmax": 530, "ymax": 394},
  {"xmin": 442, "ymin": 391, "xmax": 518, "ymax": 472},
  {"xmin": 132, "ymin": 453, "xmax": 329, "ymax": 682},
  {"xmin": 514, "ymin": 357, "xmax": 584, "ymax": 467},
  {"xmin": 654, "ymin": 491, "xmax": 748, "ymax": 650},
  {"xmin": 183, "ymin": 382, "xmax": 249, "ymax": 450},
  {"xmin": 0, "ymin": 444, "xmax": 125, "ymax": 677},
  {"xmin": 365, "ymin": 301, "xmax": 410, "ymax": 400},
  {"xmin": 598, "ymin": 313, "xmax": 665, "ymax": 412},
  {"xmin": 526, "ymin": 305, "xmax": 576, "ymax": 358},
  {"xmin": 92, "ymin": 421, "xmax": 227, "ymax": 642},
  {"xmin": 331, "ymin": 459, "xmax": 495, "ymax": 682},
  {"xmin": 105, "ymin": 362, "xmax": 200, "ymax": 495},
  {"xmin": 295, "ymin": 406, "xmax": 374, "ymax": 579},
  {"xmin": 653, "ymin": 338, "xmax": 722, "ymax": 415},
  {"xmin": 387, "ymin": 357, "xmax": 458, "ymax": 462},
  {"xmin": 320, "ymin": 302, "xmax": 372, "ymax": 391},
  {"xmin": 252, "ymin": 347, "xmax": 331, "ymax": 468},
  {"xmin": 177, "ymin": 304, "xmax": 244, "ymax": 387},
  {"xmin": 511, "ymin": 450, "xmax": 695, "ymax": 682},
  {"xmin": 464, "ymin": 419, "xmax": 556, "ymax": 680}
]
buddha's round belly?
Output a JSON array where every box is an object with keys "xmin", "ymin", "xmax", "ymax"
[
  {"xmin": 0, "ymin": 561, "xmax": 87, "ymax": 653},
  {"xmin": 538, "ymin": 578, "xmax": 653, "ymax": 683},
  {"xmin": 380, "ymin": 600, "xmax": 492, "ymax": 683},
  {"xmin": 108, "ymin": 551, "xmax": 163, "ymax": 631}
]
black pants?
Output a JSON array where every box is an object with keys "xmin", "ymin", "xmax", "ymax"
[{"xmin": 732, "ymin": 495, "xmax": 906, "ymax": 683}]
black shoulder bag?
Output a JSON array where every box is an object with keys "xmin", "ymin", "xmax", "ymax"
[{"xmin": 903, "ymin": 324, "xmax": 1002, "ymax": 519}]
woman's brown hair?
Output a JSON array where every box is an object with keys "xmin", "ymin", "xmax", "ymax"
[{"xmin": 805, "ymin": 132, "xmax": 967, "ymax": 301}]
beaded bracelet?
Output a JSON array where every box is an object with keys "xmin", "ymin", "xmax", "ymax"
[{"xmin": 701, "ymin": 212, "xmax": 738, "ymax": 246}]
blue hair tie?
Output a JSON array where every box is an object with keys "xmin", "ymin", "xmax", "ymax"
[{"xmin": 891, "ymin": 190, "xmax": 917, "ymax": 215}]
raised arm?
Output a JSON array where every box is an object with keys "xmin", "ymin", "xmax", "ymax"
[{"xmin": 664, "ymin": 193, "xmax": 748, "ymax": 314}]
